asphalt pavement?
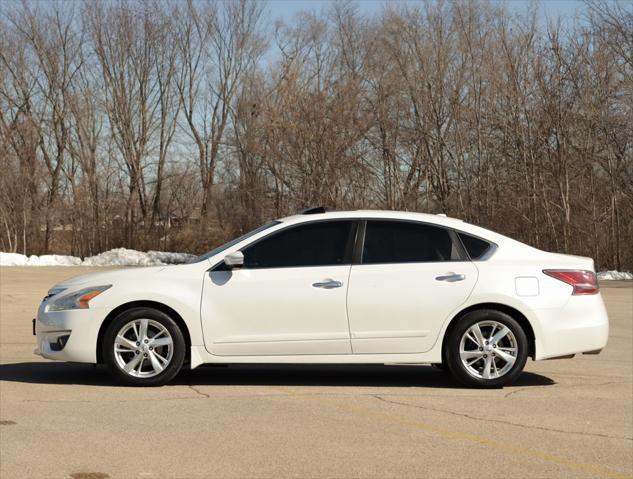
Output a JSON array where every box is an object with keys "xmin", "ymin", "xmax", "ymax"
[{"xmin": 1, "ymin": 267, "xmax": 631, "ymax": 479}]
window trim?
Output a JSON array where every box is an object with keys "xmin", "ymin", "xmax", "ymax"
[
  {"xmin": 208, "ymin": 217, "xmax": 498, "ymax": 271},
  {"xmin": 235, "ymin": 219, "xmax": 360, "ymax": 270},
  {"xmin": 351, "ymin": 220, "xmax": 366, "ymax": 265},
  {"xmin": 356, "ymin": 218, "xmax": 470, "ymax": 265},
  {"xmin": 454, "ymin": 230, "xmax": 498, "ymax": 261}
]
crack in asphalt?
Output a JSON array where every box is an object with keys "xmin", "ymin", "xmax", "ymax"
[
  {"xmin": 371, "ymin": 394, "xmax": 633, "ymax": 442},
  {"xmin": 503, "ymin": 387, "xmax": 531, "ymax": 398},
  {"xmin": 12, "ymin": 391, "xmax": 467, "ymax": 404},
  {"xmin": 540, "ymin": 372, "xmax": 631, "ymax": 380},
  {"xmin": 10, "ymin": 379, "xmax": 629, "ymax": 404},
  {"xmin": 188, "ymin": 385, "xmax": 210, "ymax": 399},
  {"xmin": 503, "ymin": 381, "xmax": 625, "ymax": 398}
]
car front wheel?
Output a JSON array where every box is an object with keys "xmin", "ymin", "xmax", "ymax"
[
  {"xmin": 103, "ymin": 307, "xmax": 186, "ymax": 386},
  {"xmin": 446, "ymin": 310, "xmax": 528, "ymax": 388}
]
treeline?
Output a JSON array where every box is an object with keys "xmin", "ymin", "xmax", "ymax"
[{"xmin": 1, "ymin": 1, "xmax": 631, "ymax": 270}]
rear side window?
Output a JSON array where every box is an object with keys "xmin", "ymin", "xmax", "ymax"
[
  {"xmin": 458, "ymin": 233, "xmax": 493, "ymax": 260},
  {"xmin": 243, "ymin": 221, "xmax": 354, "ymax": 269},
  {"xmin": 362, "ymin": 221, "xmax": 461, "ymax": 264}
]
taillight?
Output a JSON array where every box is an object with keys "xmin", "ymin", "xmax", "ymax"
[{"xmin": 543, "ymin": 270, "xmax": 599, "ymax": 295}]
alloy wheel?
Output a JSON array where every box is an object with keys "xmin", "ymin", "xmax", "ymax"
[
  {"xmin": 113, "ymin": 318, "xmax": 174, "ymax": 378},
  {"xmin": 459, "ymin": 320, "xmax": 518, "ymax": 380}
]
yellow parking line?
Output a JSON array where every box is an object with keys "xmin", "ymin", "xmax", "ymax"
[{"xmin": 271, "ymin": 386, "xmax": 632, "ymax": 479}]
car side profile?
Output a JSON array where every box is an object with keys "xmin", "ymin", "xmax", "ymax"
[{"xmin": 34, "ymin": 209, "xmax": 609, "ymax": 388}]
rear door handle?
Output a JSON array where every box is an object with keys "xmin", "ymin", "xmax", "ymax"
[
  {"xmin": 312, "ymin": 280, "xmax": 343, "ymax": 289},
  {"xmin": 435, "ymin": 272, "xmax": 466, "ymax": 282}
]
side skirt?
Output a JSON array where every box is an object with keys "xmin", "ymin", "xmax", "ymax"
[{"xmin": 188, "ymin": 345, "xmax": 441, "ymax": 369}]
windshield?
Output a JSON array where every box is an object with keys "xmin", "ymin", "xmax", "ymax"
[{"xmin": 189, "ymin": 221, "xmax": 280, "ymax": 263}]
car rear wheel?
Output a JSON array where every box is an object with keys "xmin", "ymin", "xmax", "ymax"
[
  {"xmin": 103, "ymin": 307, "xmax": 185, "ymax": 386},
  {"xmin": 446, "ymin": 309, "xmax": 528, "ymax": 388}
]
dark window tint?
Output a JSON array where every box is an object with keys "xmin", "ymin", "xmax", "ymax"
[
  {"xmin": 458, "ymin": 233, "xmax": 492, "ymax": 260},
  {"xmin": 191, "ymin": 221, "xmax": 279, "ymax": 263},
  {"xmin": 362, "ymin": 221, "xmax": 459, "ymax": 264},
  {"xmin": 243, "ymin": 221, "xmax": 353, "ymax": 268}
]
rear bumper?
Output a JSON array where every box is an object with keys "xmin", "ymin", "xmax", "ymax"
[
  {"xmin": 533, "ymin": 293, "xmax": 609, "ymax": 360},
  {"xmin": 34, "ymin": 304, "xmax": 107, "ymax": 363}
]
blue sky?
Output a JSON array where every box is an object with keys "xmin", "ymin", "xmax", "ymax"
[{"xmin": 266, "ymin": 0, "xmax": 589, "ymax": 23}]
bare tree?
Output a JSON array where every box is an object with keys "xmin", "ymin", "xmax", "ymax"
[
  {"xmin": 175, "ymin": 0, "xmax": 265, "ymax": 220},
  {"xmin": 1, "ymin": 0, "xmax": 631, "ymax": 270},
  {"xmin": 85, "ymin": 1, "xmax": 178, "ymax": 248}
]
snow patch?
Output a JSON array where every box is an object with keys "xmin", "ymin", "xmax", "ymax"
[
  {"xmin": 0, "ymin": 252, "xmax": 82, "ymax": 266},
  {"xmin": 1, "ymin": 249, "xmax": 194, "ymax": 267},
  {"xmin": 82, "ymin": 248, "xmax": 194, "ymax": 267},
  {"xmin": 29, "ymin": 254, "xmax": 83, "ymax": 266},
  {"xmin": 597, "ymin": 270, "xmax": 633, "ymax": 281},
  {"xmin": 0, "ymin": 252, "xmax": 29, "ymax": 266}
]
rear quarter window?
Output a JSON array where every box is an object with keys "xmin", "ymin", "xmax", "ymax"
[{"xmin": 457, "ymin": 232, "xmax": 493, "ymax": 260}]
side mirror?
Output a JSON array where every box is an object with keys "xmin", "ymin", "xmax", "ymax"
[{"xmin": 224, "ymin": 251, "xmax": 244, "ymax": 269}]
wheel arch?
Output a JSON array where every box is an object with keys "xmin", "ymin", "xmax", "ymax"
[
  {"xmin": 96, "ymin": 300, "xmax": 192, "ymax": 364},
  {"xmin": 441, "ymin": 303, "xmax": 536, "ymax": 361}
]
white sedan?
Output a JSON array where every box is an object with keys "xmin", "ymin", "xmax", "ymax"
[{"xmin": 34, "ymin": 209, "xmax": 609, "ymax": 387}]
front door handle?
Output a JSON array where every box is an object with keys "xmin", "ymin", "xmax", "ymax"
[
  {"xmin": 312, "ymin": 280, "xmax": 343, "ymax": 289},
  {"xmin": 435, "ymin": 272, "xmax": 466, "ymax": 282}
]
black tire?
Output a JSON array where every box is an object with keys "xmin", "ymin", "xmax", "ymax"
[
  {"xmin": 103, "ymin": 307, "xmax": 186, "ymax": 386},
  {"xmin": 446, "ymin": 309, "xmax": 528, "ymax": 388},
  {"xmin": 432, "ymin": 345, "xmax": 451, "ymax": 371}
]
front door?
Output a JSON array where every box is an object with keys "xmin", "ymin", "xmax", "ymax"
[
  {"xmin": 201, "ymin": 220, "xmax": 356, "ymax": 356},
  {"xmin": 347, "ymin": 220, "xmax": 478, "ymax": 354}
]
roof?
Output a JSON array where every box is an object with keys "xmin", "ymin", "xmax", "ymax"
[
  {"xmin": 276, "ymin": 209, "xmax": 528, "ymax": 252},
  {"xmin": 278, "ymin": 209, "xmax": 464, "ymax": 228}
]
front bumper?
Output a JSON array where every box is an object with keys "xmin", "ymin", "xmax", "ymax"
[
  {"xmin": 533, "ymin": 293, "xmax": 609, "ymax": 360},
  {"xmin": 34, "ymin": 304, "xmax": 107, "ymax": 363}
]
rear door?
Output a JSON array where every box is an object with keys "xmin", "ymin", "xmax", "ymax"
[{"xmin": 347, "ymin": 220, "xmax": 478, "ymax": 354}]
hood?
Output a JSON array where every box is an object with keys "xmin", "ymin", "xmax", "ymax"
[{"xmin": 53, "ymin": 266, "xmax": 167, "ymax": 290}]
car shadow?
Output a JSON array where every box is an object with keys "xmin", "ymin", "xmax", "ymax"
[{"xmin": 0, "ymin": 362, "xmax": 555, "ymax": 389}]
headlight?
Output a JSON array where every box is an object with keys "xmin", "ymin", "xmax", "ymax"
[{"xmin": 48, "ymin": 285, "xmax": 112, "ymax": 312}]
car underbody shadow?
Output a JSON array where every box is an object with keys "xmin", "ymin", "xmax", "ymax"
[{"xmin": 0, "ymin": 361, "xmax": 555, "ymax": 389}]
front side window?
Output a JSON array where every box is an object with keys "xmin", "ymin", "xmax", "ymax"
[
  {"xmin": 362, "ymin": 220, "xmax": 461, "ymax": 264},
  {"xmin": 190, "ymin": 221, "xmax": 280, "ymax": 263},
  {"xmin": 243, "ymin": 221, "xmax": 354, "ymax": 269}
]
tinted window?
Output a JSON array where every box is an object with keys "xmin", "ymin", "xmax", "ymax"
[
  {"xmin": 243, "ymin": 221, "xmax": 354, "ymax": 269},
  {"xmin": 191, "ymin": 221, "xmax": 280, "ymax": 263},
  {"xmin": 362, "ymin": 221, "xmax": 460, "ymax": 264},
  {"xmin": 458, "ymin": 233, "xmax": 492, "ymax": 260}
]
